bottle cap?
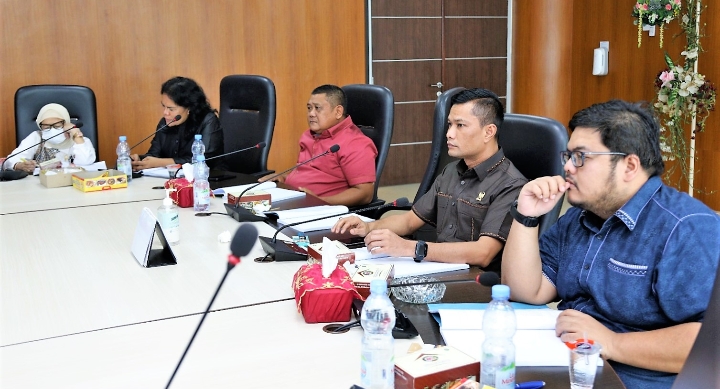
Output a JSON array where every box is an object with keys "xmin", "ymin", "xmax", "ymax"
[
  {"xmin": 195, "ymin": 134, "xmax": 202, "ymax": 140},
  {"xmin": 196, "ymin": 155, "xmax": 205, "ymax": 162},
  {"xmin": 119, "ymin": 135, "xmax": 127, "ymax": 141},
  {"xmin": 369, "ymin": 279, "xmax": 387, "ymax": 294},
  {"xmin": 491, "ymin": 284, "xmax": 510, "ymax": 300}
]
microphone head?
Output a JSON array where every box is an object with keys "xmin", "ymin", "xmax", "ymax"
[
  {"xmin": 173, "ymin": 115, "xmax": 182, "ymax": 121},
  {"xmin": 478, "ymin": 271, "xmax": 501, "ymax": 287},
  {"xmin": 393, "ymin": 197, "xmax": 411, "ymax": 207},
  {"xmin": 230, "ymin": 224, "xmax": 259, "ymax": 257},
  {"xmin": 73, "ymin": 121, "xmax": 84, "ymax": 129},
  {"xmin": 329, "ymin": 144, "xmax": 340, "ymax": 153},
  {"xmin": 257, "ymin": 141, "xmax": 266, "ymax": 149}
]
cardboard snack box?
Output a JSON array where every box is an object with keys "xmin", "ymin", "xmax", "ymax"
[
  {"xmin": 351, "ymin": 263, "xmax": 395, "ymax": 299},
  {"xmin": 40, "ymin": 167, "xmax": 85, "ymax": 188},
  {"xmin": 307, "ymin": 240, "xmax": 356, "ymax": 264},
  {"xmin": 394, "ymin": 346, "xmax": 480, "ymax": 389},
  {"xmin": 227, "ymin": 190, "xmax": 272, "ymax": 212},
  {"xmin": 72, "ymin": 169, "xmax": 128, "ymax": 192}
]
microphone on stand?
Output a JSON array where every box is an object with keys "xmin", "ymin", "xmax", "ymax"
[
  {"xmin": 204, "ymin": 141, "xmax": 266, "ymax": 162},
  {"xmin": 1, "ymin": 121, "xmax": 84, "ymax": 182},
  {"xmin": 223, "ymin": 144, "xmax": 341, "ymax": 223},
  {"xmin": 165, "ymin": 224, "xmax": 258, "ymax": 389},
  {"xmin": 259, "ymin": 197, "xmax": 411, "ymax": 262},
  {"xmin": 130, "ymin": 114, "xmax": 182, "ymax": 151}
]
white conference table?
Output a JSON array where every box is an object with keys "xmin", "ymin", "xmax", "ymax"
[
  {"xmin": 0, "ymin": 299, "xmax": 416, "ymax": 389},
  {"xmin": 0, "ymin": 175, "xmax": 168, "ymax": 215},
  {"xmin": 0, "ymin": 197, "xmax": 307, "ymax": 346}
]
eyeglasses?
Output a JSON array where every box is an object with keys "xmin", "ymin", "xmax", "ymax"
[
  {"xmin": 560, "ymin": 150, "xmax": 627, "ymax": 168},
  {"xmin": 39, "ymin": 120, "xmax": 65, "ymax": 131}
]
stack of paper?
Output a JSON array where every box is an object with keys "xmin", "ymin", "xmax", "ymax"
[
  {"xmin": 266, "ymin": 205, "xmax": 374, "ymax": 232},
  {"xmin": 345, "ymin": 249, "xmax": 469, "ymax": 278},
  {"xmin": 436, "ymin": 306, "xmax": 604, "ymax": 367}
]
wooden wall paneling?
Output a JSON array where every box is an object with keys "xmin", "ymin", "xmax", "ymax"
[
  {"xmin": 381, "ymin": 143, "xmax": 432, "ymax": 186},
  {"xmin": 444, "ymin": 18, "xmax": 508, "ymax": 58},
  {"xmin": 445, "ymin": 0, "xmax": 508, "ymax": 16},
  {"xmin": 0, "ymin": 0, "xmax": 366, "ymax": 174},
  {"xmin": 392, "ymin": 103, "xmax": 436, "ymax": 144},
  {"xmin": 372, "ymin": 18, "xmax": 442, "ymax": 60},
  {"xmin": 372, "ymin": 0, "xmax": 441, "ymax": 16},
  {"xmin": 372, "ymin": 61, "xmax": 443, "ymax": 102},
  {"xmin": 444, "ymin": 59, "xmax": 507, "ymax": 96},
  {"xmin": 511, "ymin": 0, "xmax": 574, "ymax": 124}
]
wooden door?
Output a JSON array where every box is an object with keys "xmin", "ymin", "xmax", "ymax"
[{"xmin": 370, "ymin": 0, "xmax": 509, "ymax": 186}]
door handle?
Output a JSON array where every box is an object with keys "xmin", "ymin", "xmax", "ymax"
[{"xmin": 429, "ymin": 82, "xmax": 443, "ymax": 89}]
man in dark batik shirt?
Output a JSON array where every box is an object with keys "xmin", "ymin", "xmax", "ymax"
[{"xmin": 333, "ymin": 89, "xmax": 526, "ymax": 271}]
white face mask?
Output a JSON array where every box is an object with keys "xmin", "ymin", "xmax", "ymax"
[{"xmin": 41, "ymin": 128, "xmax": 74, "ymax": 148}]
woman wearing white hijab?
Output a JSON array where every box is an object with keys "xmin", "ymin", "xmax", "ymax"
[{"xmin": 2, "ymin": 103, "xmax": 96, "ymax": 173}]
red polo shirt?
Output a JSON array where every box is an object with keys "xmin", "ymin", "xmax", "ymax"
[{"xmin": 285, "ymin": 115, "xmax": 377, "ymax": 197}]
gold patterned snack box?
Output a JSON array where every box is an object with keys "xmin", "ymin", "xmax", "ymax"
[
  {"xmin": 72, "ymin": 169, "xmax": 128, "ymax": 192},
  {"xmin": 226, "ymin": 190, "xmax": 271, "ymax": 213},
  {"xmin": 351, "ymin": 263, "xmax": 394, "ymax": 299},
  {"xmin": 307, "ymin": 240, "xmax": 356, "ymax": 264},
  {"xmin": 394, "ymin": 346, "xmax": 479, "ymax": 389}
]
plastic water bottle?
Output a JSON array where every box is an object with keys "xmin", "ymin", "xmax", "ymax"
[
  {"xmin": 116, "ymin": 135, "xmax": 132, "ymax": 182},
  {"xmin": 480, "ymin": 285, "xmax": 516, "ymax": 389},
  {"xmin": 158, "ymin": 189, "xmax": 180, "ymax": 245},
  {"xmin": 193, "ymin": 155, "xmax": 210, "ymax": 212},
  {"xmin": 191, "ymin": 134, "xmax": 205, "ymax": 164},
  {"xmin": 360, "ymin": 279, "xmax": 396, "ymax": 389}
]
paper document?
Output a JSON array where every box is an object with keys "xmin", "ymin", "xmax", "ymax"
[
  {"xmin": 140, "ymin": 167, "xmax": 176, "ymax": 179},
  {"xmin": 79, "ymin": 161, "xmax": 108, "ymax": 171},
  {"xmin": 219, "ymin": 182, "xmax": 277, "ymax": 199},
  {"xmin": 270, "ymin": 205, "xmax": 348, "ymax": 223},
  {"xmin": 437, "ymin": 308, "xmax": 603, "ymax": 367},
  {"xmin": 265, "ymin": 187, "xmax": 306, "ymax": 202},
  {"xmin": 345, "ymin": 249, "xmax": 469, "ymax": 278}
]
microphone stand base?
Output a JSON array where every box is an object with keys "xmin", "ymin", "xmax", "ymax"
[
  {"xmin": 258, "ymin": 236, "xmax": 308, "ymax": 262},
  {"xmin": 224, "ymin": 203, "xmax": 268, "ymax": 222}
]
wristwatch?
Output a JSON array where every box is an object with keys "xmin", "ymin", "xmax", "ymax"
[
  {"xmin": 510, "ymin": 200, "xmax": 540, "ymax": 228},
  {"xmin": 414, "ymin": 240, "xmax": 428, "ymax": 263}
]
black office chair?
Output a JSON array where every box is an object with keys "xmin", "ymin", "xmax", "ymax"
[
  {"xmin": 342, "ymin": 84, "xmax": 394, "ymax": 213},
  {"xmin": 371, "ymin": 87, "xmax": 465, "ymax": 229},
  {"xmin": 14, "ymin": 85, "xmax": 99, "ymax": 161},
  {"xmin": 218, "ymin": 75, "xmax": 276, "ymax": 177},
  {"xmin": 671, "ymin": 259, "xmax": 720, "ymax": 388},
  {"xmin": 498, "ymin": 113, "xmax": 568, "ymax": 235}
]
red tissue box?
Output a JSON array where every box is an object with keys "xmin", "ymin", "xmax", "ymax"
[
  {"xmin": 292, "ymin": 263, "xmax": 362, "ymax": 323},
  {"xmin": 164, "ymin": 178, "xmax": 194, "ymax": 208}
]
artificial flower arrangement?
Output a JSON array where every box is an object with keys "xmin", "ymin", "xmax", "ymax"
[
  {"xmin": 632, "ymin": 0, "xmax": 682, "ymax": 47},
  {"xmin": 651, "ymin": 1, "xmax": 716, "ymax": 188}
]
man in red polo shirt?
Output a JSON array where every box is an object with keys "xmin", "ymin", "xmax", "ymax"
[{"xmin": 260, "ymin": 85, "xmax": 377, "ymax": 206}]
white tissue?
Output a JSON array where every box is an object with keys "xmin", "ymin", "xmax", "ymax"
[
  {"xmin": 182, "ymin": 163, "xmax": 194, "ymax": 181},
  {"xmin": 217, "ymin": 230, "xmax": 231, "ymax": 243},
  {"xmin": 321, "ymin": 237, "xmax": 338, "ymax": 278}
]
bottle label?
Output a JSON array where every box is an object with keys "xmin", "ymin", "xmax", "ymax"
[
  {"xmin": 158, "ymin": 212, "xmax": 180, "ymax": 243},
  {"xmin": 196, "ymin": 189, "xmax": 210, "ymax": 205},
  {"xmin": 494, "ymin": 363, "xmax": 515, "ymax": 389}
]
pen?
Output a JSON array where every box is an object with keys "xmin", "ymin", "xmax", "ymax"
[{"xmin": 516, "ymin": 381, "xmax": 545, "ymax": 389}]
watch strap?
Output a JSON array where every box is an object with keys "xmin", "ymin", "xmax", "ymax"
[{"xmin": 510, "ymin": 200, "xmax": 540, "ymax": 228}]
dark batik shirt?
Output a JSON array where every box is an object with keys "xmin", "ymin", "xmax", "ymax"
[{"xmin": 412, "ymin": 148, "xmax": 527, "ymax": 272}]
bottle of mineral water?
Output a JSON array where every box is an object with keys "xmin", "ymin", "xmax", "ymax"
[
  {"xmin": 480, "ymin": 285, "xmax": 516, "ymax": 389},
  {"xmin": 116, "ymin": 135, "xmax": 132, "ymax": 182},
  {"xmin": 191, "ymin": 134, "xmax": 205, "ymax": 164},
  {"xmin": 360, "ymin": 279, "xmax": 396, "ymax": 389},
  {"xmin": 193, "ymin": 155, "xmax": 210, "ymax": 212}
]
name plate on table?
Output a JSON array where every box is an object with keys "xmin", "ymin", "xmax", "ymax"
[{"xmin": 130, "ymin": 207, "xmax": 177, "ymax": 268}]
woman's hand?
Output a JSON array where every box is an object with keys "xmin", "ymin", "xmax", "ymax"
[{"xmin": 14, "ymin": 160, "xmax": 37, "ymax": 173}]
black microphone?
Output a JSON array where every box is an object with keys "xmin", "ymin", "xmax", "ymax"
[
  {"xmin": 223, "ymin": 144, "xmax": 341, "ymax": 223},
  {"xmin": 1, "ymin": 121, "xmax": 84, "ymax": 182},
  {"xmin": 165, "ymin": 224, "xmax": 258, "ymax": 389},
  {"xmin": 130, "ymin": 114, "xmax": 181, "ymax": 151},
  {"xmin": 258, "ymin": 197, "xmax": 410, "ymax": 262},
  {"xmin": 204, "ymin": 141, "xmax": 266, "ymax": 161}
]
